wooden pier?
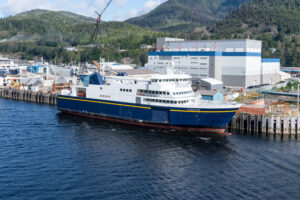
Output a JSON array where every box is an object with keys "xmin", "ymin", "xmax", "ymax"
[
  {"xmin": 228, "ymin": 113, "xmax": 299, "ymax": 138},
  {"xmin": 0, "ymin": 87, "xmax": 57, "ymax": 105}
]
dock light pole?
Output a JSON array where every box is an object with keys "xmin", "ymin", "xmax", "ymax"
[{"xmin": 297, "ymin": 83, "xmax": 299, "ymax": 114}]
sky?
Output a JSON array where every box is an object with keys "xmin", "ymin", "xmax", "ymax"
[{"xmin": 0, "ymin": 0, "xmax": 167, "ymax": 21}]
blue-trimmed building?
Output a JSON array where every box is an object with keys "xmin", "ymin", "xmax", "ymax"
[
  {"xmin": 146, "ymin": 38, "xmax": 281, "ymax": 88},
  {"xmin": 261, "ymin": 58, "xmax": 281, "ymax": 84}
]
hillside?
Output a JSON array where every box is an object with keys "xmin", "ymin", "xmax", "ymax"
[
  {"xmin": 14, "ymin": 9, "xmax": 95, "ymax": 24},
  {"xmin": 126, "ymin": 0, "xmax": 250, "ymax": 31},
  {"xmin": 0, "ymin": 9, "xmax": 167, "ymax": 65},
  {"xmin": 207, "ymin": 0, "xmax": 300, "ymax": 66}
]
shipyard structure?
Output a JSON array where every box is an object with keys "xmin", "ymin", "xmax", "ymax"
[{"xmin": 146, "ymin": 38, "xmax": 281, "ymax": 88}]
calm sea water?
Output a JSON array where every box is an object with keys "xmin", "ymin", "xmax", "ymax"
[{"xmin": 0, "ymin": 98, "xmax": 299, "ymax": 200}]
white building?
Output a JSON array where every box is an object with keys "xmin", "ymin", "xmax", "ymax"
[
  {"xmin": 146, "ymin": 38, "xmax": 281, "ymax": 88},
  {"xmin": 261, "ymin": 59, "xmax": 281, "ymax": 84}
]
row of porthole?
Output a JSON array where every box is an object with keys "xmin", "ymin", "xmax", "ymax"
[
  {"xmin": 120, "ymin": 88, "xmax": 132, "ymax": 92},
  {"xmin": 145, "ymin": 98, "xmax": 189, "ymax": 104}
]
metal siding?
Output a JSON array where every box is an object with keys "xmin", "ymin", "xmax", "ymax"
[
  {"xmin": 149, "ymin": 51, "xmax": 222, "ymax": 56},
  {"xmin": 262, "ymin": 58, "xmax": 280, "ymax": 63},
  {"xmin": 149, "ymin": 51, "xmax": 261, "ymax": 57},
  {"xmin": 57, "ymin": 96, "xmax": 151, "ymax": 121},
  {"xmin": 169, "ymin": 111, "xmax": 235, "ymax": 128},
  {"xmin": 151, "ymin": 108, "xmax": 169, "ymax": 123}
]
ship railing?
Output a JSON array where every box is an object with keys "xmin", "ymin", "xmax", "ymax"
[
  {"xmin": 136, "ymin": 93, "xmax": 167, "ymax": 98},
  {"xmin": 198, "ymin": 99, "xmax": 239, "ymax": 105}
]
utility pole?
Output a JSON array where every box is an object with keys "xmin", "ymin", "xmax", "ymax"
[{"xmin": 297, "ymin": 82, "xmax": 299, "ymax": 116}]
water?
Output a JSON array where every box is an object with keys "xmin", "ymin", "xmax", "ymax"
[{"xmin": 0, "ymin": 98, "xmax": 299, "ymax": 200}]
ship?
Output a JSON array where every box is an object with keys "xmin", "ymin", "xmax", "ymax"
[{"xmin": 56, "ymin": 66, "xmax": 241, "ymax": 134}]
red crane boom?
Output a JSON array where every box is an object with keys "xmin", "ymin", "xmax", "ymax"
[{"xmin": 91, "ymin": 0, "xmax": 113, "ymax": 44}]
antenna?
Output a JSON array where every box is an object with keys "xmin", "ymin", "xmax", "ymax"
[{"xmin": 90, "ymin": 0, "xmax": 113, "ymax": 44}]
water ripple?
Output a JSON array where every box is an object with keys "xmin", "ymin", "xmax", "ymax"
[{"xmin": 0, "ymin": 98, "xmax": 299, "ymax": 200}]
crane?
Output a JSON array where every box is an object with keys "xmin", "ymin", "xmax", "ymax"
[{"xmin": 90, "ymin": 0, "xmax": 113, "ymax": 44}]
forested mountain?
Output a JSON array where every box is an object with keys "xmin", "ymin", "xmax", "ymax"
[
  {"xmin": 1, "ymin": 0, "xmax": 300, "ymax": 67},
  {"xmin": 207, "ymin": 0, "xmax": 300, "ymax": 66},
  {"xmin": 0, "ymin": 9, "xmax": 167, "ymax": 65},
  {"xmin": 126, "ymin": 0, "xmax": 250, "ymax": 31},
  {"xmin": 15, "ymin": 9, "xmax": 95, "ymax": 24}
]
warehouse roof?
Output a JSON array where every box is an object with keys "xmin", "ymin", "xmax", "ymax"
[{"xmin": 201, "ymin": 78, "xmax": 223, "ymax": 85}]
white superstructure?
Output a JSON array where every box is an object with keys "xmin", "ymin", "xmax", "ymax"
[{"xmin": 63, "ymin": 72, "xmax": 237, "ymax": 109}]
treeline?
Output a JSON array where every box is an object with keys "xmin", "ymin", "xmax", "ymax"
[{"xmin": 0, "ymin": 41, "xmax": 150, "ymax": 66}]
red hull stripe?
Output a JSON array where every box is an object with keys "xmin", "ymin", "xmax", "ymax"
[{"xmin": 60, "ymin": 110, "xmax": 228, "ymax": 135}]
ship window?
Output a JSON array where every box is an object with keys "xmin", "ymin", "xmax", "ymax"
[
  {"xmin": 155, "ymin": 91, "xmax": 159, "ymax": 94},
  {"xmin": 120, "ymin": 89, "xmax": 122, "ymax": 91},
  {"xmin": 163, "ymin": 92, "xmax": 166, "ymax": 95},
  {"xmin": 159, "ymin": 100, "xmax": 162, "ymax": 103},
  {"xmin": 176, "ymin": 79, "xmax": 179, "ymax": 82},
  {"xmin": 135, "ymin": 81, "xmax": 137, "ymax": 84},
  {"xmin": 126, "ymin": 89, "xmax": 129, "ymax": 92},
  {"xmin": 163, "ymin": 100, "xmax": 166, "ymax": 103},
  {"xmin": 167, "ymin": 92, "xmax": 170, "ymax": 95},
  {"xmin": 159, "ymin": 92, "xmax": 162, "ymax": 95},
  {"xmin": 166, "ymin": 100, "xmax": 170, "ymax": 103},
  {"xmin": 130, "ymin": 89, "xmax": 132, "ymax": 92},
  {"xmin": 173, "ymin": 92, "xmax": 175, "ymax": 95},
  {"xmin": 159, "ymin": 80, "xmax": 162, "ymax": 82}
]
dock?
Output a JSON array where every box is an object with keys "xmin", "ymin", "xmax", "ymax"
[
  {"xmin": 228, "ymin": 113, "xmax": 299, "ymax": 138},
  {"xmin": 0, "ymin": 87, "xmax": 57, "ymax": 105}
]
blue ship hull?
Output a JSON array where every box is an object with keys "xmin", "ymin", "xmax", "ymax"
[{"xmin": 57, "ymin": 95, "xmax": 239, "ymax": 133}]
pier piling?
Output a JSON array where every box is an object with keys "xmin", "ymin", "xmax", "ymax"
[{"xmin": 0, "ymin": 87, "xmax": 57, "ymax": 106}]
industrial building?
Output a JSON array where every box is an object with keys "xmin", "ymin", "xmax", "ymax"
[{"xmin": 146, "ymin": 38, "xmax": 282, "ymax": 88}]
